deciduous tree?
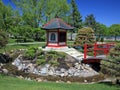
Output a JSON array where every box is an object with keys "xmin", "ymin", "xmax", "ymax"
[{"xmin": 108, "ymin": 24, "xmax": 120, "ymax": 41}]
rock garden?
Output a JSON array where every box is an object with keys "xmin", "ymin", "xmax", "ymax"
[{"xmin": 0, "ymin": 47, "xmax": 105, "ymax": 83}]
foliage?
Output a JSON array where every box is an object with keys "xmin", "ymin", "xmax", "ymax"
[
  {"xmin": 33, "ymin": 28, "xmax": 46, "ymax": 41},
  {"xmin": 74, "ymin": 27, "xmax": 95, "ymax": 47},
  {"xmin": 84, "ymin": 14, "xmax": 96, "ymax": 29},
  {"xmin": 36, "ymin": 51, "xmax": 66, "ymax": 66},
  {"xmin": 12, "ymin": 0, "xmax": 70, "ymax": 26},
  {"xmin": 70, "ymin": 0, "xmax": 82, "ymax": 31},
  {"xmin": 0, "ymin": 30, "xmax": 8, "ymax": 48},
  {"xmin": 36, "ymin": 55, "xmax": 46, "ymax": 65},
  {"xmin": 0, "ymin": 1, "xmax": 13, "ymax": 31},
  {"xmin": 108, "ymin": 24, "xmax": 120, "ymax": 41},
  {"xmin": 95, "ymin": 23, "xmax": 108, "ymax": 36},
  {"xmin": 24, "ymin": 47, "xmax": 37, "ymax": 60},
  {"xmin": 43, "ymin": 0, "xmax": 70, "ymax": 22},
  {"xmin": 101, "ymin": 43, "xmax": 120, "ymax": 77}
]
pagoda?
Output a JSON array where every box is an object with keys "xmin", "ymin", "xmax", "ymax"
[{"xmin": 42, "ymin": 18, "xmax": 74, "ymax": 47}]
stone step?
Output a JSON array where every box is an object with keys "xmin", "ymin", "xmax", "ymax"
[{"xmin": 42, "ymin": 47, "xmax": 84, "ymax": 62}]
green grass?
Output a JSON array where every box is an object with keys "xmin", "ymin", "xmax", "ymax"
[
  {"xmin": 0, "ymin": 74, "xmax": 119, "ymax": 90},
  {"xmin": 0, "ymin": 40, "xmax": 74, "ymax": 53},
  {"xmin": 0, "ymin": 44, "xmax": 45, "ymax": 53}
]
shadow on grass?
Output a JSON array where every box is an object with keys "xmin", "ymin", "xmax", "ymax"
[{"xmin": 98, "ymin": 81, "xmax": 120, "ymax": 88}]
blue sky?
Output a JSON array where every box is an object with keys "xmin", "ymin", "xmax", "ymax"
[
  {"xmin": 2, "ymin": 0, "xmax": 120, "ymax": 27},
  {"xmin": 76, "ymin": 0, "xmax": 120, "ymax": 27}
]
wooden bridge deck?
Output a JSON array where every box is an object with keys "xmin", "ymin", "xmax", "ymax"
[{"xmin": 82, "ymin": 55, "xmax": 107, "ymax": 63}]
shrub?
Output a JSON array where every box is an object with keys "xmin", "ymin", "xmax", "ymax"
[
  {"xmin": 49, "ymin": 60, "xmax": 59, "ymax": 67},
  {"xmin": 101, "ymin": 43, "xmax": 120, "ymax": 77},
  {"xmin": 36, "ymin": 59, "xmax": 46, "ymax": 65},
  {"xmin": 24, "ymin": 47, "xmax": 37, "ymax": 60},
  {"xmin": 74, "ymin": 27, "xmax": 95, "ymax": 47}
]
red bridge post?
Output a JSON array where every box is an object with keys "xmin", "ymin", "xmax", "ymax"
[
  {"xmin": 84, "ymin": 44, "xmax": 87, "ymax": 59},
  {"xmin": 94, "ymin": 43, "xmax": 97, "ymax": 57}
]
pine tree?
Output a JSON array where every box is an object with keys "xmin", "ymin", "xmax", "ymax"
[
  {"xmin": 101, "ymin": 43, "xmax": 120, "ymax": 77},
  {"xmin": 74, "ymin": 27, "xmax": 95, "ymax": 47},
  {"xmin": 71, "ymin": 0, "xmax": 82, "ymax": 31},
  {"xmin": 0, "ymin": 30, "xmax": 8, "ymax": 48},
  {"xmin": 84, "ymin": 14, "xmax": 97, "ymax": 33}
]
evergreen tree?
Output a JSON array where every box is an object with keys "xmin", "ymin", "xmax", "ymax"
[
  {"xmin": 84, "ymin": 14, "xmax": 97, "ymax": 33},
  {"xmin": 70, "ymin": 0, "xmax": 82, "ymax": 31},
  {"xmin": 101, "ymin": 43, "xmax": 120, "ymax": 77},
  {"xmin": 74, "ymin": 27, "xmax": 95, "ymax": 47},
  {"xmin": 0, "ymin": 30, "xmax": 8, "ymax": 48}
]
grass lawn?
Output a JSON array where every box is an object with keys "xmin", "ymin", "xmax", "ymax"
[
  {"xmin": 0, "ymin": 44, "xmax": 44, "ymax": 53},
  {"xmin": 0, "ymin": 39, "xmax": 74, "ymax": 53},
  {"xmin": 0, "ymin": 74, "xmax": 119, "ymax": 90}
]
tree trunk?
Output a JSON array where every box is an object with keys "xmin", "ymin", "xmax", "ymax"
[{"xmin": 115, "ymin": 35, "xmax": 117, "ymax": 41}]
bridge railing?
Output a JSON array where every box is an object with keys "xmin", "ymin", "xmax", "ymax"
[{"xmin": 84, "ymin": 42, "xmax": 116, "ymax": 59}]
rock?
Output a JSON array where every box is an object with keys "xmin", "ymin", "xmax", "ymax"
[
  {"xmin": 55, "ymin": 70, "xmax": 61, "ymax": 76},
  {"xmin": 28, "ymin": 65, "xmax": 35, "ymax": 73},
  {"xmin": 56, "ymin": 81, "xmax": 59, "ymax": 83},
  {"xmin": 0, "ymin": 63, "xmax": 3, "ymax": 67},
  {"xmin": 36, "ymin": 78, "xmax": 43, "ymax": 82},
  {"xmin": 74, "ymin": 71, "xmax": 80, "ymax": 76},
  {"xmin": 68, "ymin": 67, "xmax": 76, "ymax": 75},
  {"xmin": 75, "ymin": 62, "xmax": 79, "ymax": 66},
  {"xmin": 38, "ymin": 79, "xmax": 42, "ymax": 82},
  {"xmin": 33, "ymin": 68, "xmax": 39, "ymax": 74},
  {"xmin": 64, "ymin": 72, "xmax": 68, "ymax": 76},
  {"xmin": 43, "ymin": 79, "xmax": 48, "ymax": 82},
  {"xmin": 40, "ymin": 67, "xmax": 48, "ymax": 75},
  {"xmin": 27, "ymin": 63, "xmax": 33, "ymax": 67},
  {"xmin": 84, "ymin": 80, "xmax": 87, "ymax": 83},
  {"xmin": 60, "ymin": 68, "xmax": 66, "ymax": 73},
  {"xmin": 18, "ymin": 64, "xmax": 23, "ymax": 70},
  {"xmin": 12, "ymin": 58, "xmax": 21, "ymax": 66},
  {"xmin": 75, "ymin": 64, "xmax": 82, "ymax": 70},
  {"xmin": 45, "ymin": 64, "xmax": 50, "ymax": 68},
  {"xmin": 27, "ymin": 77, "xmax": 31, "ymax": 81},
  {"xmin": 17, "ymin": 75, "xmax": 24, "ymax": 79},
  {"xmin": 60, "ymin": 73, "xmax": 65, "ymax": 77},
  {"xmin": 2, "ymin": 69, "xmax": 8, "ymax": 74},
  {"xmin": 48, "ymin": 69, "xmax": 54, "ymax": 76},
  {"xmin": 67, "ymin": 81, "xmax": 71, "ymax": 84}
]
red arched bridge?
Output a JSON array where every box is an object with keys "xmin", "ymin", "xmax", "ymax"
[{"xmin": 82, "ymin": 42, "xmax": 116, "ymax": 63}]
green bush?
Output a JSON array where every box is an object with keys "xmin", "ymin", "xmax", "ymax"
[
  {"xmin": 24, "ymin": 47, "xmax": 37, "ymax": 60},
  {"xmin": 49, "ymin": 60, "xmax": 59, "ymax": 67},
  {"xmin": 36, "ymin": 59, "xmax": 46, "ymax": 65},
  {"xmin": 101, "ymin": 43, "xmax": 120, "ymax": 77}
]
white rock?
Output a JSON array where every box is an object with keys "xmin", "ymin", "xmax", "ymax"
[
  {"xmin": 18, "ymin": 64, "xmax": 23, "ymax": 70},
  {"xmin": 64, "ymin": 72, "xmax": 68, "ymax": 76},
  {"xmin": 60, "ymin": 68, "xmax": 66, "ymax": 73},
  {"xmin": 40, "ymin": 67, "xmax": 48, "ymax": 75},
  {"xmin": 17, "ymin": 75, "xmax": 24, "ymax": 79},
  {"xmin": 67, "ymin": 81, "xmax": 71, "ymax": 84},
  {"xmin": 84, "ymin": 80, "xmax": 87, "ymax": 83},
  {"xmin": 2, "ymin": 69, "xmax": 8, "ymax": 74},
  {"xmin": 45, "ymin": 64, "xmax": 50, "ymax": 68},
  {"xmin": 48, "ymin": 70, "xmax": 54, "ymax": 76},
  {"xmin": 60, "ymin": 73, "xmax": 65, "ymax": 77}
]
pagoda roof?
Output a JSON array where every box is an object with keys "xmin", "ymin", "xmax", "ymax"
[{"xmin": 42, "ymin": 18, "xmax": 74, "ymax": 30}]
